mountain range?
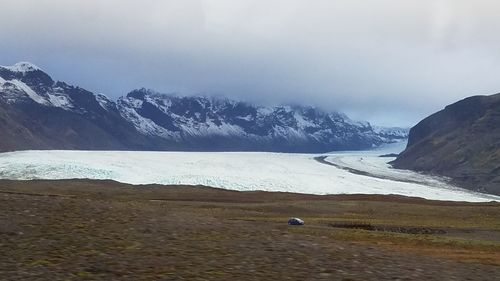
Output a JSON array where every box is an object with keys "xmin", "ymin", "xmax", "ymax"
[{"xmin": 0, "ymin": 62, "xmax": 407, "ymax": 152}]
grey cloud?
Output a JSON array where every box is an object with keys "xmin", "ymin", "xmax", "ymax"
[{"xmin": 1, "ymin": 0, "xmax": 500, "ymax": 126}]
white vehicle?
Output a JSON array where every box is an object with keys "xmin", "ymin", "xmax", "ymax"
[{"xmin": 288, "ymin": 218, "xmax": 304, "ymax": 225}]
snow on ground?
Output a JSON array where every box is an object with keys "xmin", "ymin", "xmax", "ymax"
[{"xmin": 0, "ymin": 148, "xmax": 498, "ymax": 202}]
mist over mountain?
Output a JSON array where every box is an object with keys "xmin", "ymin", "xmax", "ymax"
[
  {"xmin": 4, "ymin": 1, "xmax": 500, "ymax": 127},
  {"xmin": 0, "ymin": 62, "xmax": 407, "ymax": 152}
]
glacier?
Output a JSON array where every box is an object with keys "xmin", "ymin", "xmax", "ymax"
[{"xmin": 0, "ymin": 145, "xmax": 498, "ymax": 202}]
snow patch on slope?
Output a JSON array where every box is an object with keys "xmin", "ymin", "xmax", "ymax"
[
  {"xmin": 0, "ymin": 74, "xmax": 79, "ymax": 110},
  {"xmin": 8, "ymin": 80, "xmax": 49, "ymax": 105},
  {"xmin": 96, "ymin": 93, "xmax": 114, "ymax": 110},
  {"xmin": 180, "ymin": 120, "xmax": 248, "ymax": 137},
  {"xmin": 46, "ymin": 92, "xmax": 73, "ymax": 109},
  {"xmin": 118, "ymin": 98, "xmax": 180, "ymax": 138},
  {"xmin": 1, "ymin": 79, "xmax": 74, "ymax": 109}
]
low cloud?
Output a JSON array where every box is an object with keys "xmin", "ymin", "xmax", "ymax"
[{"xmin": 2, "ymin": 0, "xmax": 500, "ymax": 126}]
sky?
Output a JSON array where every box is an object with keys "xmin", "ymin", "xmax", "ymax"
[{"xmin": 1, "ymin": 0, "xmax": 500, "ymax": 127}]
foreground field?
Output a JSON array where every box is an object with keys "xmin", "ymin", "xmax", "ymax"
[{"xmin": 1, "ymin": 180, "xmax": 499, "ymax": 280}]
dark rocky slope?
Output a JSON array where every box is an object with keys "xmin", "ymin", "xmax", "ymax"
[
  {"xmin": 0, "ymin": 63, "xmax": 169, "ymax": 151},
  {"xmin": 392, "ymin": 93, "xmax": 500, "ymax": 195}
]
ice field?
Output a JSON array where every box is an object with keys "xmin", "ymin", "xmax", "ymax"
[{"xmin": 0, "ymin": 144, "xmax": 498, "ymax": 202}]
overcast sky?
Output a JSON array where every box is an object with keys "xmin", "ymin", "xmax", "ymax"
[{"xmin": 1, "ymin": 0, "xmax": 500, "ymax": 126}]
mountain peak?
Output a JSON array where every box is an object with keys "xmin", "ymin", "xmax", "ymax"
[
  {"xmin": 1, "ymin": 62, "xmax": 42, "ymax": 73},
  {"xmin": 127, "ymin": 88, "xmax": 159, "ymax": 99}
]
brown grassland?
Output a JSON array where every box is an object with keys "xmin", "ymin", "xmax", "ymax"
[{"xmin": 1, "ymin": 179, "xmax": 499, "ymax": 280}]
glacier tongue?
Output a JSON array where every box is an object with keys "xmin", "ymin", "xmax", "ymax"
[{"xmin": 0, "ymin": 150, "xmax": 497, "ymax": 202}]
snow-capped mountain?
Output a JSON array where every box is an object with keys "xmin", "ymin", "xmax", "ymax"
[
  {"xmin": 0, "ymin": 62, "xmax": 154, "ymax": 151},
  {"xmin": 372, "ymin": 126, "xmax": 409, "ymax": 140},
  {"xmin": 118, "ymin": 88, "xmax": 407, "ymax": 152},
  {"xmin": 0, "ymin": 62, "xmax": 120, "ymax": 112},
  {"xmin": 0, "ymin": 62, "xmax": 408, "ymax": 152}
]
